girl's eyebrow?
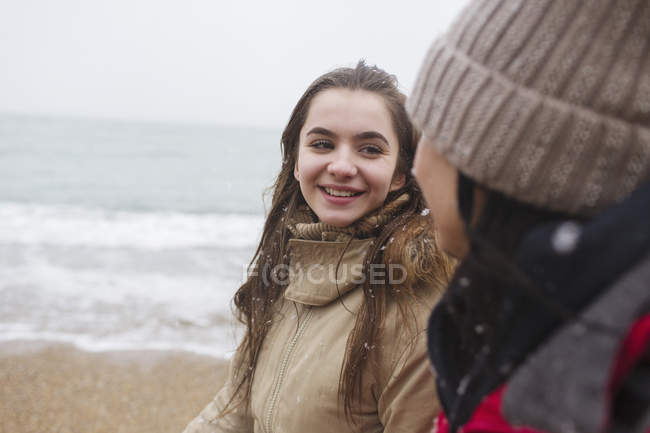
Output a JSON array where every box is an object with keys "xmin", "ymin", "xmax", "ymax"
[
  {"xmin": 306, "ymin": 127, "xmax": 337, "ymax": 138},
  {"xmin": 354, "ymin": 131, "xmax": 389, "ymax": 146},
  {"xmin": 306, "ymin": 127, "xmax": 389, "ymax": 146}
]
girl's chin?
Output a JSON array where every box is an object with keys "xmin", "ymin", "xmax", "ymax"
[
  {"xmin": 315, "ymin": 212, "xmax": 362, "ymax": 228},
  {"xmin": 313, "ymin": 203, "xmax": 385, "ymax": 228},
  {"xmin": 318, "ymin": 217, "xmax": 358, "ymax": 227}
]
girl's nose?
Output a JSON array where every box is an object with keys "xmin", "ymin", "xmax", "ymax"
[{"xmin": 327, "ymin": 151, "xmax": 357, "ymax": 178}]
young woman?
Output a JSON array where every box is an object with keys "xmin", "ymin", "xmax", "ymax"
[
  {"xmin": 183, "ymin": 61, "xmax": 454, "ymax": 433},
  {"xmin": 408, "ymin": 1, "xmax": 650, "ymax": 432}
]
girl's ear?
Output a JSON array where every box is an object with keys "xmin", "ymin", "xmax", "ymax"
[
  {"xmin": 389, "ymin": 173, "xmax": 405, "ymax": 191},
  {"xmin": 294, "ymin": 164, "xmax": 300, "ymax": 181}
]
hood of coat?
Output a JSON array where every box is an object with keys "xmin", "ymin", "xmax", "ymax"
[
  {"xmin": 428, "ymin": 180, "xmax": 650, "ymax": 432},
  {"xmin": 284, "ymin": 214, "xmax": 454, "ymax": 308}
]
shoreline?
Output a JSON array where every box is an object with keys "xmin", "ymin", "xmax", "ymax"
[
  {"xmin": 0, "ymin": 335, "xmax": 235, "ymax": 360},
  {"xmin": 0, "ymin": 339, "xmax": 228, "ymax": 433}
]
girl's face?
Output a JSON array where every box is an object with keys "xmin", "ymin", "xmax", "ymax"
[
  {"xmin": 413, "ymin": 136, "xmax": 475, "ymax": 258},
  {"xmin": 294, "ymin": 88, "xmax": 404, "ymax": 227}
]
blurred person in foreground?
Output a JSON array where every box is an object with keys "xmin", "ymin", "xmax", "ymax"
[{"xmin": 407, "ymin": 0, "xmax": 650, "ymax": 432}]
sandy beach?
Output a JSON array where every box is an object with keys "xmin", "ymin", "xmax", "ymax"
[{"xmin": 0, "ymin": 340, "xmax": 228, "ymax": 433}]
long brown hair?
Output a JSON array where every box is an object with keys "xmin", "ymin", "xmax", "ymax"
[{"xmin": 227, "ymin": 60, "xmax": 453, "ymax": 421}]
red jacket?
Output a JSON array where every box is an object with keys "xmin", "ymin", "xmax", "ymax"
[{"xmin": 433, "ymin": 315, "xmax": 650, "ymax": 433}]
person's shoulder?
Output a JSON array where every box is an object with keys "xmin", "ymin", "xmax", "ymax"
[
  {"xmin": 382, "ymin": 214, "xmax": 456, "ymax": 304},
  {"xmin": 376, "ymin": 214, "xmax": 454, "ymax": 356}
]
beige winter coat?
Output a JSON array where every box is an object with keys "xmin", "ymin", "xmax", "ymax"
[{"xmin": 183, "ymin": 237, "xmax": 443, "ymax": 433}]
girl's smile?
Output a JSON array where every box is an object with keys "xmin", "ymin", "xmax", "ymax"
[
  {"xmin": 294, "ymin": 88, "xmax": 405, "ymax": 227},
  {"xmin": 319, "ymin": 184, "xmax": 364, "ymax": 205}
]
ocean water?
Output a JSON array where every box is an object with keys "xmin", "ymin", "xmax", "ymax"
[{"xmin": 0, "ymin": 113, "xmax": 281, "ymax": 358}]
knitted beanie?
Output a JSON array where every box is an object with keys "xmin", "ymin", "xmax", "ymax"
[{"xmin": 407, "ymin": 0, "xmax": 650, "ymax": 217}]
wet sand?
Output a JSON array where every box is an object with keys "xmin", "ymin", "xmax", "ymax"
[{"xmin": 0, "ymin": 340, "xmax": 228, "ymax": 433}]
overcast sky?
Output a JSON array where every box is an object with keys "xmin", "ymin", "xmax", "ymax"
[{"xmin": 0, "ymin": 0, "xmax": 468, "ymax": 129}]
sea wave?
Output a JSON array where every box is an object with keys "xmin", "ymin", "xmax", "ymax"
[
  {"xmin": 0, "ymin": 202, "xmax": 264, "ymax": 249},
  {"xmin": 0, "ymin": 266, "xmax": 244, "ymax": 359}
]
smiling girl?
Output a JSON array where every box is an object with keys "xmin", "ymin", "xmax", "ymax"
[{"xmin": 183, "ymin": 61, "xmax": 454, "ymax": 433}]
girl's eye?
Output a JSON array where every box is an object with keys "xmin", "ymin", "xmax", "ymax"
[
  {"xmin": 310, "ymin": 140, "xmax": 333, "ymax": 150},
  {"xmin": 361, "ymin": 145, "xmax": 384, "ymax": 155}
]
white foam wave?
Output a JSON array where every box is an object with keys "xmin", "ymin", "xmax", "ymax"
[
  {"xmin": 0, "ymin": 202, "xmax": 264, "ymax": 249},
  {"xmin": 0, "ymin": 262, "xmax": 240, "ymax": 308},
  {"xmin": 0, "ymin": 258, "xmax": 245, "ymax": 359}
]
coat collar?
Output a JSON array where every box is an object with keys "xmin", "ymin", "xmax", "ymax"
[{"xmin": 284, "ymin": 238, "xmax": 374, "ymax": 306}]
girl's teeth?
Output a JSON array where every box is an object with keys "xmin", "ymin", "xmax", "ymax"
[{"xmin": 324, "ymin": 187, "xmax": 357, "ymax": 197}]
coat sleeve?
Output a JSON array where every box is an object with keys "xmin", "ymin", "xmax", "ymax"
[
  {"xmin": 182, "ymin": 353, "xmax": 254, "ymax": 433},
  {"xmin": 377, "ymin": 329, "xmax": 441, "ymax": 433}
]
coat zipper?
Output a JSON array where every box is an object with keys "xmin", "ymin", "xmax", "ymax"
[{"xmin": 264, "ymin": 307, "xmax": 313, "ymax": 433}]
